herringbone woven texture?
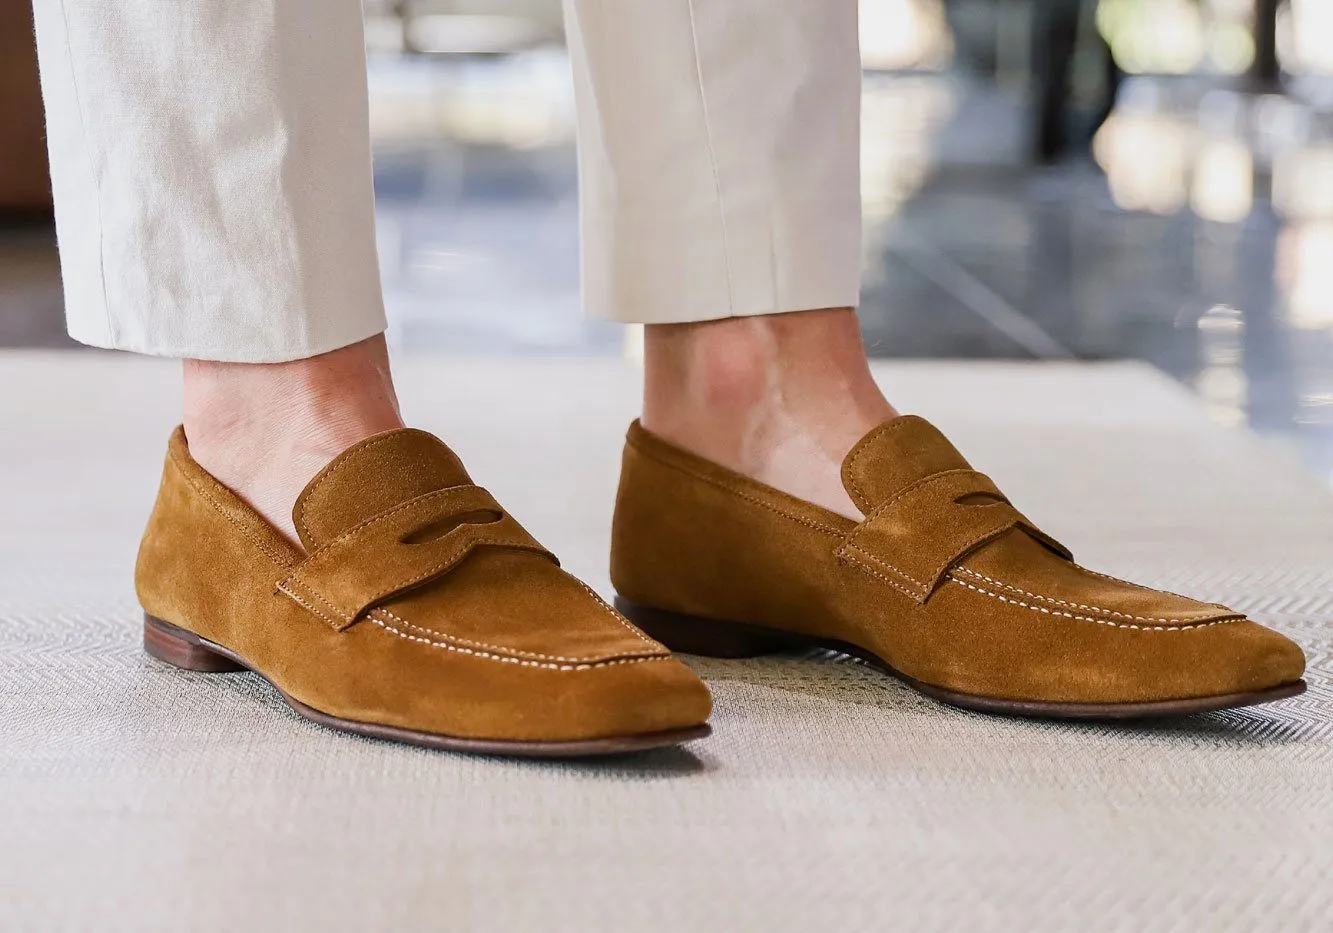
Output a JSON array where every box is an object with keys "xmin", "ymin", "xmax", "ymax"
[{"xmin": 2, "ymin": 356, "xmax": 1330, "ymax": 931}]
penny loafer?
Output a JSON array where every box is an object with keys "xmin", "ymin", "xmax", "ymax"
[
  {"xmin": 137, "ymin": 427, "xmax": 712, "ymax": 756},
  {"xmin": 610, "ymin": 416, "xmax": 1307, "ymax": 719}
]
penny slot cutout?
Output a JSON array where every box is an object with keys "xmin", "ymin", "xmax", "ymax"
[{"xmin": 402, "ymin": 509, "xmax": 503, "ymax": 544}]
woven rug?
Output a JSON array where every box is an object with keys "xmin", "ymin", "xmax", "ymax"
[{"xmin": 2, "ymin": 355, "xmax": 1330, "ymax": 931}]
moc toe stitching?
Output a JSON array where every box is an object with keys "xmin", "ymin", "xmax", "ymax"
[
  {"xmin": 370, "ymin": 606, "xmax": 670, "ymax": 666},
  {"xmin": 945, "ymin": 572, "xmax": 1242, "ymax": 631},
  {"xmin": 365, "ymin": 610, "xmax": 673, "ymax": 671},
  {"xmin": 949, "ymin": 565, "xmax": 1237, "ymax": 631}
]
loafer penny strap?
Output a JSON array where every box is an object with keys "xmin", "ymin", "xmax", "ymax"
[
  {"xmin": 278, "ymin": 485, "xmax": 555, "ymax": 631},
  {"xmin": 837, "ymin": 469, "xmax": 1071, "ymax": 603}
]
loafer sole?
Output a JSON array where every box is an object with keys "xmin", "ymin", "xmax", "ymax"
[
  {"xmin": 144, "ymin": 614, "xmax": 711, "ymax": 757},
  {"xmin": 615, "ymin": 598, "xmax": 1307, "ymax": 721}
]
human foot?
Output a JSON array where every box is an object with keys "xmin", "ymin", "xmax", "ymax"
[
  {"xmin": 182, "ymin": 335, "xmax": 405, "ymax": 545},
  {"xmin": 642, "ymin": 308, "xmax": 896, "ymax": 519}
]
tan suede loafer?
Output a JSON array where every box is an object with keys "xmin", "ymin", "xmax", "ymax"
[
  {"xmin": 137, "ymin": 428, "xmax": 711, "ymax": 756},
  {"xmin": 611, "ymin": 417, "xmax": 1306, "ymax": 719}
]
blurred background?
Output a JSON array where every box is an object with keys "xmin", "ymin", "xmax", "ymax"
[{"xmin": 3, "ymin": 0, "xmax": 1333, "ymax": 483}]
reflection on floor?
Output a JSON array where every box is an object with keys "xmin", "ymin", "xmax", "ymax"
[{"xmin": 4, "ymin": 58, "xmax": 1333, "ymax": 482}]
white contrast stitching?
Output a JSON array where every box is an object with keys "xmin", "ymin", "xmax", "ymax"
[
  {"xmin": 365, "ymin": 613, "xmax": 670, "ymax": 672},
  {"xmin": 277, "ymin": 583, "xmax": 349, "ymax": 626},
  {"xmin": 838, "ymin": 543, "xmax": 929, "ymax": 593},
  {"xmin": 572, "ymin": 579, "xmax": 659, "ymax": 646},
  {"xmin": 945, "ymin": 576, "xmax": 1241, "ymax": 632},
  {"xmin": 375, "ymin": 607, "xmax": 660, "ymax": 664},
  {"xmin": 279, "ymin": 582, "xmax": 666, "ymax": 667},
  {"xmin": 278, "ymin": 581, "xmax": 350, "ymax": 629},
  {"xmin": 952, "ymin": 567, "xmax": 1237, "ymax": 624}
]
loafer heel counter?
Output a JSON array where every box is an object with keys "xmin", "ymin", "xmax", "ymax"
[
  {"xmin": 134, "ymin": 454, "xmax": 184, "ymax": 622},
  {"xmin": 134, "ymin": 432, "xmax": 296, "ymax": 638},
  {"xmin": 610, "ymin": 437, "xmax": 700, "ymax": 613}
]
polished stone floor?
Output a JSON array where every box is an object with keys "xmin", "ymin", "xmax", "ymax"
[{"xmin": 4, "ymin": 59, "xmax": 1333, "ymax": 483}]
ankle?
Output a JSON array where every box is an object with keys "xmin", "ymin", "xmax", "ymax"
[
  {"xmin": 641, "ymin": 309, "xmax": 896, "ymax": 517},
  {"xmin": 182, "ymin": 336, "xmax": 405, "ymax": 543},
  {"xmin": 643, "ymin": 309, "xmax": 896, "ymax": 462}
]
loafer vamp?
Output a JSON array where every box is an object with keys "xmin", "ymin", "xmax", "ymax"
[{"xmin": 872, "ymin": 533, "xmax": 1305, "ymax": 704}]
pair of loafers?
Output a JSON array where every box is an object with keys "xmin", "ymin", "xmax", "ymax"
[{"xmin": 140, "ymin": 417, "xmax": 1306, "ymax": 757}]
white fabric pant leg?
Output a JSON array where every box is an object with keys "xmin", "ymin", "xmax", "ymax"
[
  {"xmin": 32, "ymin": 0, "xmax": 387, "ymax": 362},
  {"xmin": 34, "ymin": 0, "xmax": 861, "ymax": 359},
  {"xmin": 564, "ymin": 0, "xmax": 863, "ymax": 324}
]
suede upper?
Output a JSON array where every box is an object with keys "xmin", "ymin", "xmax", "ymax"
[
  {"xmin": 137, "ymin": 427, "xmax": 711, "ymax": 742},
  {"xmin": 611, "ymin": 416, "xmax": 1306, "ymax": 705}
]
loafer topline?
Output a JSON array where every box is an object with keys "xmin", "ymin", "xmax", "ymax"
[
  {"xmin": 610, "ymin": 416, "xmax": 1307, "ymax": 719},
  {"xmin": 138, "ymin": 427, "xmax": 712, "ymax": 756}
]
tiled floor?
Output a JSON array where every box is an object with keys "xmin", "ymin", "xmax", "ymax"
[{"xmin": 4, "ymin": 56, "xmax": 1333, "ymax": 482}]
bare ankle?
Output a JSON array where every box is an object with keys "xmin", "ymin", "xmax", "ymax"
[
  {"xmin": 182, "ymin": 336, "xmax": 405, "ymax": 543},
  {"xmin": 642, "ymin": 308, "xmax": 897, "ymax": 517},
  {"xmin": 642, "ymin": 308, "xmax": 896, "ymax": 460}
]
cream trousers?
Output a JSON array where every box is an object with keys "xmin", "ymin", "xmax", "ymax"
[{"xmin": 32, "ymin": 0, "xmax": 862, "ymax": 362}]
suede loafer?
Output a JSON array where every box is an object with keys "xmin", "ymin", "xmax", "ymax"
[
  {"xmin": 138, "ymin": 428, "xmax": 712, "ymax": 756},
  {"xmin": 611, "ymin": 416, "xmax": 1306, "ymax": 719}
]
